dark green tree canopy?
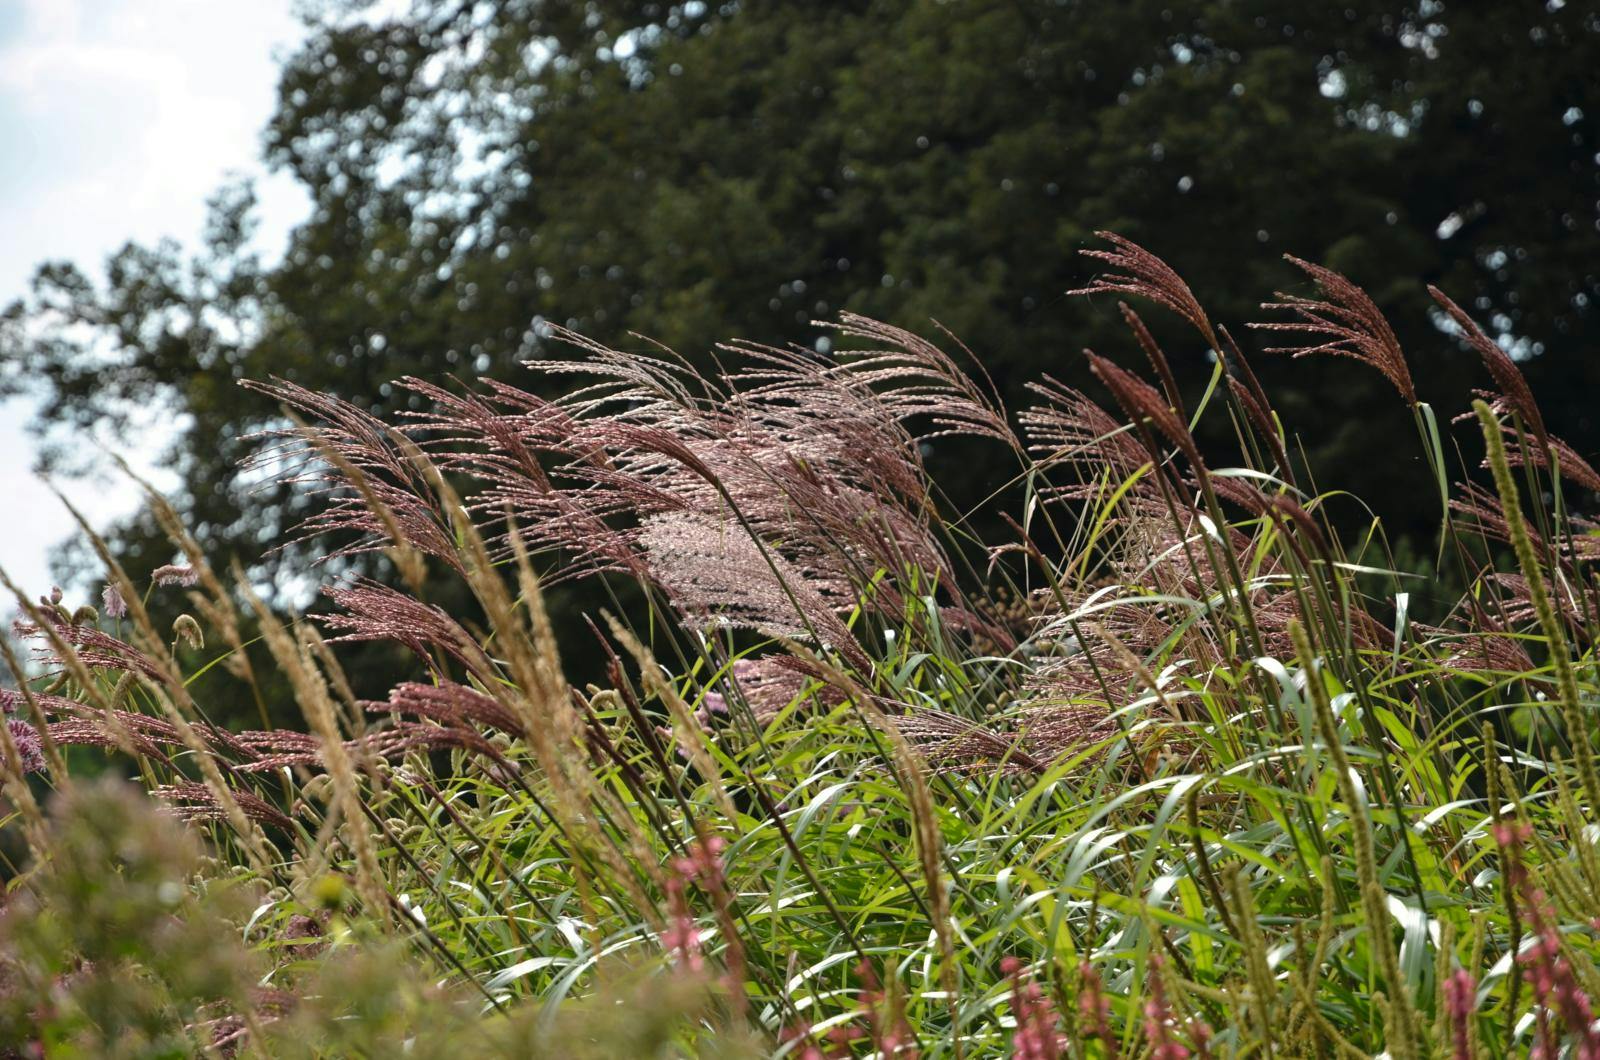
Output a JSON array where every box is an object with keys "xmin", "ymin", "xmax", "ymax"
[{"xmin": 4, "ymin": 0, "xmax": 1597, "ymax": 603}]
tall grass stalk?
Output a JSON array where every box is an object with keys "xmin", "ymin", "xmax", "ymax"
[{"xmin": 3, "ymin": 237, "xmax": 1600, "ymax": 1057}]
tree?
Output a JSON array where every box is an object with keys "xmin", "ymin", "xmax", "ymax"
[{"xmin": 4, "ymin": 0, "xmax": 1597, "ymax": 686}]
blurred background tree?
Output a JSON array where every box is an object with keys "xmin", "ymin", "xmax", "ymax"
[{"xmin": 2, "ymin": 0, "xmax": 1596, "ymax": 697}]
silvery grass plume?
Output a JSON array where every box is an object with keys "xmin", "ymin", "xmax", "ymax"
[
  {"xmin": 638, "ymin": 510, "xmax": 869, "ymax": 670},
  {"xmin": 246, "ymin": 315, "xmax": 1017, "ymax": 661}
]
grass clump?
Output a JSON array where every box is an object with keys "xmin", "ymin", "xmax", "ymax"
[{"xmin": 4, "ymin": 235, "xmax": 1600, "ymax": 1057}]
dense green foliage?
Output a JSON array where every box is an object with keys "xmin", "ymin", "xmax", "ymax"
[
  {"xmin": 3, "ymin": 1, "xmax": 1597, "ymax": 634},
  {"xmin": 4, "ymin": 242, "xmax": 1600, "ymax": 1055}
]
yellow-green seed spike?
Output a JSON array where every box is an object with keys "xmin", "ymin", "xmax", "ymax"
[{"xmin": 1290, "ymin": 618, "xmax": 1420, "ymax": 1060}]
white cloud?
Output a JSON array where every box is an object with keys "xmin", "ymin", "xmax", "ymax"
[{"xmin": 11, "ymin": 0, "xmax": 83, "ymax": 43}]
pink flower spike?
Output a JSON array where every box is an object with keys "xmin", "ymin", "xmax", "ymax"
[
  {"xmin": 101, "ymin": 583, "xmax": 127, "ymax": 619},
  {"xmin": 1444, "ymin": 969, "xmax": 1476, "ymax": 1060},
  {"xmin": 658, "ymin": 875, "xmax": 704, "ymax": 973},
  {"xmin": 1143, "ymin": 954, "xmax": 1190, "ymax": 1060},
  {"xmin": 1004, "ymin": 956, "xmax": 1063, "ymax": 1060}
]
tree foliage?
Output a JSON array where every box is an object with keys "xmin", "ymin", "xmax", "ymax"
[{"xmin": 2, "ymin": 0, "xmax": 1597, "ymax": 645}]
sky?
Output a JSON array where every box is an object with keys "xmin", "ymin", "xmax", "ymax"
[{"xmin": 0, "ymin": 0, "xmax": 309, "ymax": 596}]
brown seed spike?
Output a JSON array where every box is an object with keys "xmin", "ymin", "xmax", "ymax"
[
  {"xmin": 1117, "ymin": 301, "xmax": 1186, "ymax": 421},
  {"xmin": 1250, "ymin": 255, "xmax": 1416, "ymax": 406},
  {"xmin": 1069, "ymin": 232, "xmax": 1218, "ymax": 349},
  {"xmin": 1085, "ymin": 351, "xmax": 1204, "ymax": 472},
  {"xmin": 1267, "ymin": 494, "xmax": 1331, "ymax": 556},
  {"xmin": 1428, "ymin": 284, "xmax": 1547, "ymax": 446}
]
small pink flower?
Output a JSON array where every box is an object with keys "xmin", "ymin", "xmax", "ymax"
[
  {"xmin": 847, "ymin": 960, "xmax": 917, "ymax": 1057},
  {"xmin": 657, "ymin": 837, "xmax": 728, "ymax": 975},
  {"xmin": 675, "ymin": 835, "xmax": 727, "ymax": 882},
  {"xmin": 101, "ymin": 583, "xmax": 127, "ymax": 619},
  {"xmin": 152, "ymin": 564, "xmax": 199, "ymax": 587}
]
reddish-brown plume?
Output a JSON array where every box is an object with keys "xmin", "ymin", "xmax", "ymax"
[
  {"xmin": 242, "ymin": 378, "xmax": 463, "ymax": 572},
  {"xmin": 1085, "ymin": 351, "xmax": 1205, "ymax": 472},
  {"xmin": 1071, "ymin": 232, "xmax": 1218, "ymax": 349},
  {"xmin": 1019, "ymin": 377, "xmax": 1153, "ymax": 496},
  {"xmin": 318, "ymin": 582, "xmax": 491, "ymax": 678},
  {"xmin": 1487, "ymin": 418, "xmax": 1600, "ymax": 492},
  {"xmin": 1429, "ymin": 284, "xmax": 1547, "ymax": 445},
  {"xmin": 1251, "ymin": 255, "xmax": 1416, "ymax": 405},
  {"xmin": 892, "ymin": 707, "xmax": 1046, "ymax": 776},
  {"xmin": 155, "ymin": 781, "xmax": 294, "ymax": 831},
  {"xmin": 254, "ymin": 316, "xmax": 1000, "ymax": 649},
  {"xmin": 376, "ymin": 680, "xmax": 522, "ymax": 735},
  {"xmin": 1119, "ymin": 302, "xmax": 1187, "ymax": 421}
]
